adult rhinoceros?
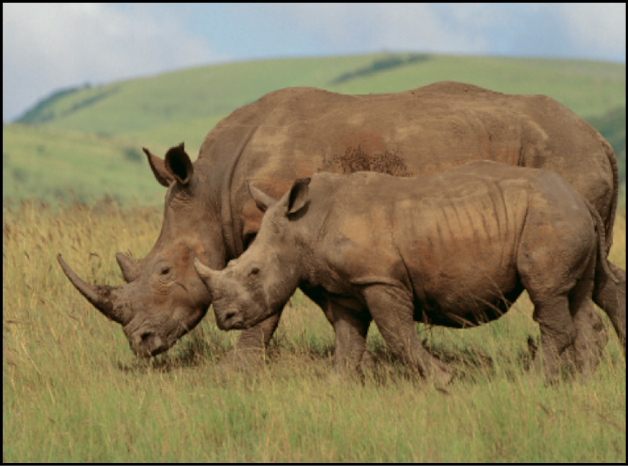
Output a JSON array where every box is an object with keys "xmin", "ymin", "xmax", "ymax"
[{"xmin": 58, "ymin": 82, "xmax": 623, "ymax": 365}]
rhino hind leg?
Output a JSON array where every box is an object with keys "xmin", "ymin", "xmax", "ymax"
[
  {"xmin": 563, "ymin": 306, "xmax": 608, "ymax": 372},
  {"xmin": 524, "ymin": 246, "xmax": 599, "ymax": 383},
  {"xmin": 362, "ymin": 285, "xmax": 452, "ymax": 386},
  {"xmin": 568, "ymin": 259, "xmax": 605, "ymax": 377},
  {"xmin": 594, "ymin": 261, "xmax": 626, "ymax": 352},
  {"xmin": 530, "ymin": 294, "xmax": 578, "ymax": 384}
]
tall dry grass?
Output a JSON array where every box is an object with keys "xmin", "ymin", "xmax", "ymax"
[{"xmin": 3, "ymin": 201, "xmax": 625, "ymax": 462}]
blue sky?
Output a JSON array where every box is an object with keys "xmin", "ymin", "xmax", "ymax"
[{"xmin": 3, "ymin": 3, "xmax": 626, "ymax": 122}]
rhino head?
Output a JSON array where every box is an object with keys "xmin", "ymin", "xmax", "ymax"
[
  {"xmin": 58, "ymin": 143, "xmax": 226, "ymax": 357},
  {"xmin": 194, "ymin": 178, "xmax": 311, "ymax": 331}
]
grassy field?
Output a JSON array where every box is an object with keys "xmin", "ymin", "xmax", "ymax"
[
  {"xmin": 4, "ymin": 53, "xmax": 626, "ymax": 205},
  {"xmin": 3, "ymin": 200, "xmax": 625, "ymax": 462},
  {"xmin": 2, "ymin": 124, "xmax": 169, "ymax": 206}
]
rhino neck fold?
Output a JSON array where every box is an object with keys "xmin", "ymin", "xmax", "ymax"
[{"xmin": 220, "ymin": 125, "xmax": 258, "ymax": 259}]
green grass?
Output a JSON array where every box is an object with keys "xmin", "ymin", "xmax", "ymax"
[{"xmin": 3, "ymin": 201, "xmax": 625, "ymax": 462}]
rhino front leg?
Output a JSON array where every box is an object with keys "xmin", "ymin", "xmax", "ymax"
[
  {"xmin": 218, "ymin": 310, "xmax": 283, "ymax": 371},
  {"xmin": 362, "ymin": 285, "xmax": 452, "ymax": 386},
  {"xmin": 328, "ymin": 300, "xmax": 371, "ymax": 379}
]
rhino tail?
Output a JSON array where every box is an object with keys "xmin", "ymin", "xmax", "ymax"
[
  {"xmin": 597, "ymin": 133, "xmax": 619, "ymax": 256},
  {"xmin": 584, "ymin": 198, "xmax": 619, "ymax": 284}
]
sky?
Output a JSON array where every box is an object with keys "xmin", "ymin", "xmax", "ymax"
[{"xmin": 3, "ymin": 3, "xmax": 626, "ymax": 122}]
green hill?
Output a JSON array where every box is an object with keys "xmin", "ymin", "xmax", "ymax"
[{"xmin": 4, "ymin": 53, "xmax": 626, "ymax": 205}]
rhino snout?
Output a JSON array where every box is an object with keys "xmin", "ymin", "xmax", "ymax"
[{"xmin": 216, "ymin": 308, "xmax": 245, "ymax": 331}]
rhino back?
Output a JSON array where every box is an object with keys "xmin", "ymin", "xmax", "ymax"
[
  {"xmin": 304, "ymin": 166, "xmax": 544, "ymax": 320},
  {"xmin": 194, "ymin": 83, "xmax": 615, "ymax": 257}
]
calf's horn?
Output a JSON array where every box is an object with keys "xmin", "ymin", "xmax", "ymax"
[
  {"xmin": 194, "ymin": 257, "xmax": 218, "ymax": 288},
  {"xmin": 57, "ymin": 254, "xmax": 131, "ymax": 325}
]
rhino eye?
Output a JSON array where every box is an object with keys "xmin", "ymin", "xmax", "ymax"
[
  {"xmin": 160, "ymin": 267, "xmax": 171, "ymax": 275},
  {"xmin": 249, "ymin": 267, "xmax": 260, "ymax": 276}
]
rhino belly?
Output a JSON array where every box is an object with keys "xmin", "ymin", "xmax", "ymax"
[{"xmin": 416, "ymin": 280, "xmax": 525, "ymax": 328}]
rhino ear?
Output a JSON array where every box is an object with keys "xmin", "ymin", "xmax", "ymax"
[
  {"xmin": 143, "ymin": 147, "xmax": 175, "ymax": 187},
  {"xmin": 286, "ymin": 178, "xmax": 311, "ymax": 215},
  {"xmin": 248, "ymin": 182, "xmax": 277, "ymax": 213},
  {"xmin": 165, "ymin": 143, "xmax": 193, "ymax": 186}
]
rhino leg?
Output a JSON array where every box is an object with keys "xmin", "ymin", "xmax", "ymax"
[
  {"xmin": 563, "ymin": 306, "xmax": 608, "ymax": 372},
  {"xmin": 218, "ymin": 310, "xmax": 283, "ymax": 371},
  {"xmin": 569, "ymin": 262, "xmax": 605, "ymax": 378},
  {"xmin": 362, "ymin": 285, "xmax": 452, "ymax": 386},
  {"xmin": 328, "ymin": 300, "xmax": 371, "ymax": 379},
  {"xmin": 527, "ymin": 245, "xmax": 597, "ymax": 383},
  {"xmin": 594, "ymin": 261, "xmax": 626, "ymax": 352},
  {"xmin": 318, "ymin": 297, "xmax": 374, "ymax": 372},
  {"xmin": 531, "ymin": 292, "xmax": 580, "ymax": 385}
]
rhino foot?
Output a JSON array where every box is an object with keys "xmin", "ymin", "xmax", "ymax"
[
  {"xmin": 428, "ymin": 360, "xmax": 453, "ymax": 387},
  {"xmin": 359, "ymin": 350, "xmax": 376, "ymax": 370}
]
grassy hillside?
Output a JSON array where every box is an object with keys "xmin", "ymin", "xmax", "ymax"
[
  {"xmin": 4, "ymin": 53, "xmax": 626, "ymax": 205},
  {"xmin": 3, "ymin": 124, "xmax": 169, "ymax": 205}
]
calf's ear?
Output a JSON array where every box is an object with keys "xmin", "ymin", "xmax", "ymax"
[
  {"xmin": 143, "ymin": 147, "xmax": 175, "ymax": 187},
  {"xmin": 287, "ymin": 178, "xmax": 311, "ymax": 215},
  {"xmin": 165, "ymin": 143, "xmax": 193, "ymax": 186},
  {"xmin": 248, "ymin": 183, "xmax": 277, "ymax": 212}
]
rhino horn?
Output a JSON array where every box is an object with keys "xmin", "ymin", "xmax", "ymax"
[
  {"xmin": 115, "ymin": 252, "xmax": 141, "ymax": 283},
  {"xmin": 57, "ymin": 254, "xmax": 131, "ymax": 325},
  {"xmin": 194, "ymin": 257, "xmax": 218, "ymax": 288},
  {"xmin": 247, "ymin": 182, "xmax": 277, "ymax": 213}
]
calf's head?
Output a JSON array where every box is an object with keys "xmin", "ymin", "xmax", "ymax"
[
  {"xmin": 58, "ymin": 144, "xmax": 226, "ymax": 357},
  {"xmin": 194, "ymin": 178, "xmax": 311, "ymax": 331}
]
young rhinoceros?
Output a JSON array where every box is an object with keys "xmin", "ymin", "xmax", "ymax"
[{"xmin": 194, "ymin": 161, "xmax": 625, "ymax": 384}]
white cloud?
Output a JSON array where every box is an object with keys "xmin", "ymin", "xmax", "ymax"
[
  {"xmin": 3, "ymin": 3, "xmax": 218, "ymax": 121},
  {"xmin": 272, "ymin": 4, "xmax": 489, "ymax": 54},
  {"xmin": 559, "ymin": 3, "xmax": 626, "ymax": 60},
  {"xmin": 266, "ymin": 3, "xmax": 625, "ymax": 61}
]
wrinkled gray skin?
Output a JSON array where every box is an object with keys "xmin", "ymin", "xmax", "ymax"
[
  {"xmin": 195, "ymin": 162, "xmax": 625, "ymax": 384},
  {"xmin": 57, "ymin": 82, "xmax": 622, "ymax": 363}
]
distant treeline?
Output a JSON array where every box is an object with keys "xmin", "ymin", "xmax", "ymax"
[
  {"xmin": 587, "ymin": 106, "xmax": 626, "ymax": 185},
  {"xmin": 331, "ymin": 53, "xmax": 429, "ymax": 84}
]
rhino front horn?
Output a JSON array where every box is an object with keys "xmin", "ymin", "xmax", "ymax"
[{"xmin": 57, "ymin": 254, "xmax": 131, "ymax": 325}]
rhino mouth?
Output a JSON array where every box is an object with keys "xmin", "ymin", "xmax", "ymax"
[
  {"xmin": 123, "ymin": 316, "xmax": 191, "ymax": 358},
  {"xmin": 215, "ymin": 306, "xmax": 245, "ymax": 331}
]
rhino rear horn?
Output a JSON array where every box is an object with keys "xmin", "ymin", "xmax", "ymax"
[
  {"xmin": 116, "ymin": 252, "xmax": 141, "ymax": 283},
  {"xmin": 247, "ymin": 182, "xmax": 277, "ymax": 213},
  {"xmin": 57, "ymin": 254, "xmax": 131, "ymax": 325}
]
